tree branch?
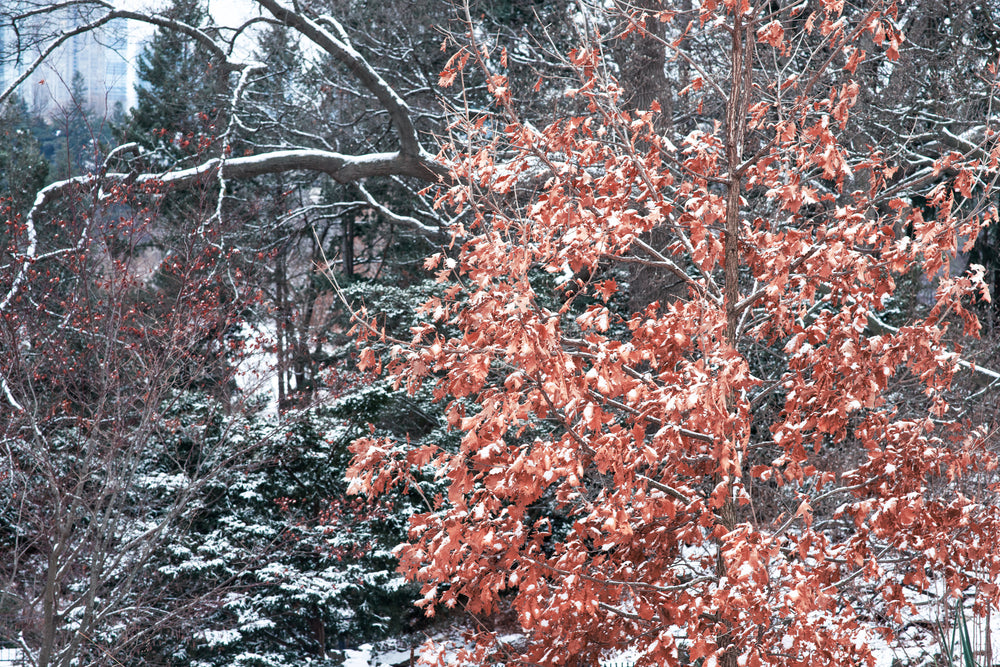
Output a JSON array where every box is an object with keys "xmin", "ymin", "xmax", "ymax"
[
  {"xmin": 0, "ymin": 5, "xmax": 242, "ymax": 107},
  {"xmin": 254, "ymin": 0, "xmax": 427, "ymax": 158}
]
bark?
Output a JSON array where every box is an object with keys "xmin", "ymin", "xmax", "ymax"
[
  {"xmin": 343, "ymin": 215, "xmax": 355, "ymax": 279},
  {"xmin": 719, "ymin": 12, "xmax": 754, "ymax": 667},
  {"xmin": 612, "ymin": 2, "xmax": 672, "ymax": 131}
]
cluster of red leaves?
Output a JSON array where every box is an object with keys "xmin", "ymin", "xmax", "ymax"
[
  {"xmin": 349, "ymin": 2, "xmax": 1000, "ymax": 666},
  {"xmin": 0, "ymin": 185, "xmax": 260, "ymax": 430}
]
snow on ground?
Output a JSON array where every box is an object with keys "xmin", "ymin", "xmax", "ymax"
[
  {"xmin": 351, "ymin": 590, "xmax": 998, "ymax": 667},
  {"xmin": 234, "ymin": 320, "xmax": 280, "ymax": 416},
  {"xmin": 343, "ymin": 644, "xmax": 373, "ymax": 667},
  {"xmin": 600, "ymin": 647, "xmax": 641, "ymax": 667},
  {"xmin": 869, "ymin": 589, "xmax": 1000, "ymax": 667},
  {"xmin": 342, "ymin": 629, "xmax": 481, "ymax": 667},
  {"xmin": 371, "ymin": 644, "xmax": 415, "ymax": 666}
]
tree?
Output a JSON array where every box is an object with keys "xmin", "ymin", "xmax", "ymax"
[
  {"xmin": 0, "ymin": 0, "xmax": 453, "ymax": 327},
  {"xmin": 0, "ymin": 0, "xmax": 465, "ymax": 409},
  {"xmin": 126, "ymin": 0, "xmax": 224, "ymax": 163},
  {"xmin": 0, "ymin": 172, "xmax": 265, "ymax": 666},
  {"xmin": 109, "ymin": 280, "xmax": 455, "ymax": 666},
  {"xmin": 1, "ymin": 2, "xmax": 465, "ymax": 660},
  {"xmin": 124, "ymin": 398, "xmax": 423, "ymax": 666},
  {"xmin": 4, "ymin": 0, "xmax": 1000, "ymax": 664},
  {"xmin": 0, "ymin": 97, "xmax": 48, "ymax": 215},
  {"xmin": 46, "ymin": 70, "xmax": 101, "ymax": 180},
  {"xmin": 348, "ymin": 2, "xmax": 1000, "ymax": 667}
]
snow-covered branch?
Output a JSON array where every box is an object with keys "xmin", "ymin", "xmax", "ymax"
[
  {"xmin": 0, "ymin": 0, "xmax": 452, "ymax": 316},
  {"xmin": 0, "ymin": 147, "xmax": 448, "ymax": 315},
  {"xmin": 357, "ymin": 182, "xmax": 448, "ymax": 242},
  {"xmin": 254, "ymin": 0, "xmax": 428, "ymax": 159}
]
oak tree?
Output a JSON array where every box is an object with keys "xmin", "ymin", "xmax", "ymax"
[{"xmin": 348, "ymin": 1, "xmax": 1000, "ymax": 666}]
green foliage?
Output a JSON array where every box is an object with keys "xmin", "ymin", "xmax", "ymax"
[
  {"xmin": 126, "ymin": 0, "xmax": 226, "ymax": 162},
  {"xmin": 0, "ymin": 98, "xmax": 48, "ymax": 214},
  {"xmin": 136, "ymin": 385, "xmax": 440, "ymax": 665},
  {"xmin": 936, "ymin": 603, "xmax": 983, "ymax": 667}
]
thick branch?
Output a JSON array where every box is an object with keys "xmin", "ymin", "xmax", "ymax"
[
  {"xmin": 0, "ymin": 148, "xmax": 448, "ymax": 317},
  {"xmin": 254, "ymin": 0, "xmax": 425, "ymax": 158},
  {"xmin": 146, "ymin": 148, "xmax": 447, "ymax": 185}
]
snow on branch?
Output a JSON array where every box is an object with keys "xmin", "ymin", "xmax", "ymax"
[
  {"xmin": 0, "ymin": 0, "xmax": 451, "ymax": 317},
  {"xmin": 357, "ymin": 182, "xmax": 448, "ymax": 242},
  {"xmin": 255, "ymin": 0, "xmax": 428, "ymax": 159},
  {"xmin": 0, "ymin": 148, "xmax": 448, "ymax": 316}
]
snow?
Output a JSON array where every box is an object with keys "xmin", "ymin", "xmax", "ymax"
[
  {"xmin": 323, "ymin": 595, "xmax": 1000, "ymax": 667},
  {"xmin": 343, "ymin": 644, "xmax": 373, "ymax": 667},
  {"xmin": 234, "ymin": 320, "xmax": 280, "ymax": 416},
  {"xmin": 197, "ymin": 628, "xmax": 241, "ymax": 647},
  {"xmin": 865, "ymin": 589, "xmax": 1000, "ymax": 667},
  {"xmin": 372, "ymin": 646, "xmax": 413, "ymax": 666},
  {"xmin": 0, "ymin": 648, "xmax": 24, "ymax": 666},
  {"xmin": 340, "ymin": 640, "xmax": 442, "ymax": 667},
  {"xmin": 601, "ymin": 647, "xmax": 640, "ymax": 667}
]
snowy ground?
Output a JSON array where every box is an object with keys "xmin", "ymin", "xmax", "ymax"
[
  {"xmin": 338, "ymin": 598, "xmax": 1000, "ymax": 667},
  {"xmin": 343, "ymin": 644, "xmax": 374, "ymax": 667},
  {"xmin": 342, "ymin": 640, "xmax": 447, "ymax": 667}
]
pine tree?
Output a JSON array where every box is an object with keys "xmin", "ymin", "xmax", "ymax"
[
  {"xmin": 49, "ymin": 70, "xmax": 98, "ymax": 180},
  {"xmin": 137, "ymin": 394, "xmax": 433, "ymax": 665},
  {"xmin": 127, "ymin": 0, "xmax": 226, "ymax": 162}
]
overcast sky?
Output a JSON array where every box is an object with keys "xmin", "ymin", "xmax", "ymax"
[{"xmin": 118, "ymin": 0, "xmax": 260, "ymax": 24}]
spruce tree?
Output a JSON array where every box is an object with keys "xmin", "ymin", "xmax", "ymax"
[
  {"xmin": 127, "ymin": 0, "xmax": 226, "ymax": 163},
  {"xmin": 49, "ymin": 70, "xmax": 97, "ymax": 180}
]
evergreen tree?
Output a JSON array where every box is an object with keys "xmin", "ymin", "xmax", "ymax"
[
  {"xmin": 127, "ymin": 0, "xmax": 227, "ymax": 163},
  {"xmin": 139, "ymin": 394, "xmax": 437, "ymax": 666},
  {"xmin": 0, "ymin": 97, "xmax": 48, "ymax": 215},
  {"xmin": 49, "ymin": 70, "xmax": 98, "ymax": 180}
]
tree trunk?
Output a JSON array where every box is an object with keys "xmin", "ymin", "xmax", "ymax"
[
  {"xmin": 309, "ymin": 614, "xmax": 326, "ymax": 658},
  {"xmin": 719, "ymin": 12, "xmax": 754, "ymax": 667},
  {"xmin": 342, "ymin": 216, "xmax": 355, "ymax": 278},
  {"xmin": 275, "ymin": 253, "xmax": 289, "ymax": 410}
]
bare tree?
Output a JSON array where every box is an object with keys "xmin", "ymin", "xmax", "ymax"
[
  {"xmin": 0, "ymin": 167, "xmax": 282, "ymax": 665},
  {"xmin": 0, "ymin": 0, "xmax": 459, "ymax": 324}
]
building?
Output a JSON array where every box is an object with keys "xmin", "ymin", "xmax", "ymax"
[
  {"xmin": 0, "ymin": 648, "xmax": 23, "ymax": 667},
  {"xmin": 0, "ymin": 2, "xmax": 129, "ymax": 119}
]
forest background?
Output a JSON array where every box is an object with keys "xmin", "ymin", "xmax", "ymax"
[{"xmin": 1, "ymin": 0, "xmax": 1000, "ymax": 666}]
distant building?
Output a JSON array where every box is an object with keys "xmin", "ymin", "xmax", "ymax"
[
  {"xmin": 0, "ymin": 2, "xmax": 129, "ymax": 119},
  {"xmin": 0, "ymin": 648, "xmax": 24, "ymax": 667}
]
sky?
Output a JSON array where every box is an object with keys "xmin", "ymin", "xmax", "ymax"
[{"xmin": 119, "ymin": 0, "xmax": 259, "ymax": 24}]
